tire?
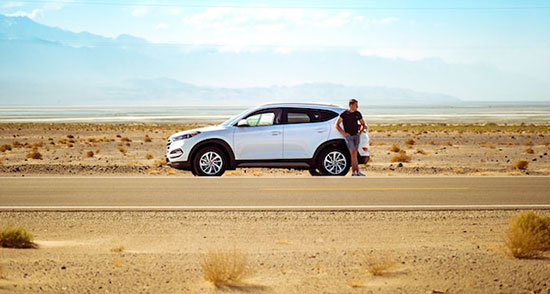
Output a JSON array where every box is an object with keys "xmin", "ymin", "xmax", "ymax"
[
  {"xmin": 192, "ymin": 146, "xmax": 227, "ymax": 176},
  {"xmin": 317, "ymin": 147, "xmax": 350, "ymax": 176},
  {"xmin": 308, "ymin": 168, "xmax": 322, "ymax": 176}
]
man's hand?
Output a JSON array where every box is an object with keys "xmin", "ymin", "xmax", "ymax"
[{"xmin": 344, "ymin": 132, "xmax": 351, "ymax": 137}]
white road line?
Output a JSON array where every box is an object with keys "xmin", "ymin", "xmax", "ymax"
[{"xmin": 1, "ymin": 204, "xmax": 550, "ymax": 210}]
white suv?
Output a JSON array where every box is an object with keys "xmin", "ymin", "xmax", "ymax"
[{"xmin": 166, "ymin": 103, "xmax": 370, "ymax": 176}]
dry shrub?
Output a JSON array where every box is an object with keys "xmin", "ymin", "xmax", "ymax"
[
  {"xmin": 110, "ymin": 245, "xmax": 125, "ymax": 253},
  {"xmin": 504, "ymin": 211, "xmax": 550, "ymax": 258},
  {"xmin": 200, "ymin": 248, "xmax": 253, "ymax": 288},
  {"xmin": 415, "ymin": 148, "xmax": 427, "ymax": 155},
  {"xmin": 444, "ymin": 141, "xmax": 453, "ymax": 146},
  {"xmin": 427, "ymin": 140, "xmax": 436, "ymax": 145},
  {"xmin": 388, "ymin": 144, "xmax": 401, "ymax": 153},
  {"xmin": 0, "ymin": 226, "xmax": 37, "ymax": 249},
  {"xmin": 86, "ymin": 151, "xmax": 94, "ymax": 158},
  {"xmin": 524, "ymin": 148, "xmax": 535, "ymax": 154},
  {"xmin": 120, "ymin": 137, "xmax": 132, "ymax": 142},
  {"xmin": 12, "ymin": 141, "xmax": 24, "ymax": 148},
  {"xmin": 118, "ymin": 147, "xmax": 128, "ymax": 155},
  {"xmin": 405, "ymin": 138, "xmax": 415, "ymax": 146},
  {"xmin": 390, "ymin": 150, "xmax": 411, "ymax": 163},
  {"xmin": 153, "ymin": 159, "xmax": 165, "ymax": 167},
  {"xmin": 524, "ymin": 140, "xmax": 533, "ymax": 146},
  {"xmin": 145, "ymin": 153, "xmax": 154, "ymax": 160},
  {"xmin": 26, "ymin": 149, "xmax": 42, "ymax": 160},
  {"xmin": 359, "ymin": 251, "xmax": 397, "ymax": 276},
  {"xmin": 144, "ymin": 135, "xmax": 152, "ymax": 143},
  {"xmin": 0, "ymin": 144, "xmax": 12, "ymax": 152},
  {"xmin": 513, "ymin": 160, "xmax": 528, "ymax": 170}
]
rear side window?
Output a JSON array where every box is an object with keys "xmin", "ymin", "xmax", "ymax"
[
  {"xmin": 288, "ymin": 112, "xmax": 311, "ymax": 124},
  {"xmin": 283, "ymin": 108, "xmax": 339, "ymax": 124}
]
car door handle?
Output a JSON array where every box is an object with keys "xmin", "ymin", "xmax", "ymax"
[
  {"xmin": 271, "ymin": 131, "xmax": 281, "ymax": 136},
  {"xmin": 315, "ymin": 128, "xmax": 326, "ymax": 133}
]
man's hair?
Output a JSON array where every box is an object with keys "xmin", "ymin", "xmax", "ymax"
[{"xmin": 349, "ymin": 99, "xmax": 358, "ymax": 106}]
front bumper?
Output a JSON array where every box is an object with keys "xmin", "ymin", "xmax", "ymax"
[{"xmin": 167, "ymin": 158, "xmax": 191, "ymax": 170}]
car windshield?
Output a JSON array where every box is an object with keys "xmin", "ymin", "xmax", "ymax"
[{"xmin": 220, "ymin": 109, "xmax": 251, "ymax": 126}]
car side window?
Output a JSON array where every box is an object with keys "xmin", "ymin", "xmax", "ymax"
[
  {"xmin": 287, "ymin": 112, "xmax": 311, "ymax": 124},
  {"xmin": 246, "ymin": 112, "xmax": 275, "ymax": 127}
]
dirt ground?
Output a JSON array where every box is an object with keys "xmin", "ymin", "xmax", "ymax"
[
  {"xmin": 1, "ymin": 210, "xmax": 549, "ymax": 294},
  {"xmin": 0, "ymin": 123, "xmax": 549, "ymax": 176}
]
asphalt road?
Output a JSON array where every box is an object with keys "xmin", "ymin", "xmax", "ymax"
[{"xmin": 0, "ymin": 176, "xmax": 549, "ymax": 211}]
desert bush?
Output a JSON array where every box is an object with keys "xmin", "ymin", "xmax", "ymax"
[
  {"xmin": 120, "ymin": 137, "xmax": 132, "ymax": 142},
  {"xmin": 153, "ymin": 159, "xmax": 165, "ymax": 167},
  {"xmin": 427, "ymin": 140, "xmax": 436, "ymax": 145},
  {"xmin": 200, "ymin": 248, "xmax": 253, "ymax": 288},
  {"xmin": 26, "ymin": 149, "xmax": 42, "ymax": 160},
  {"xmin": 86, "ymin": 151, "xmax": 94, "ymax": 158},
  {"xmin": 359, "ymin": 251, "xmax": 397, "ymax": 276},
  {"xmin": 118, "ymin": 147, "xmax": 128, "ymax": 154},
  {"xmin": 513, "ymin": 160, "xmax": 529, "ymax": 170},
  {"xmin": 145, "ymin": 153, "xmax": 154, "ymax": 160},
  {"xmin": 504, "ymin": 211, "xmax": 550, "ymax": 258},
  {"xmin": 390, "ymin": 151, "xmax": 411, "ymax": 163},
  {"xmin": 524, "ymin": 140, "xmax": 533, "ymax": 146},
  {"xmin": 525, "ymin": 148, "xmax": 535, "ymax": 154},
  {"xmin": 67, "ymin": 134, "xmax": 74, "ymax": 139},
  {"xmin": 12, "ymin": 141, "xmax": 24, "ymax": 148},
  {"xmin": 415, "ymin": 148, "xmax": 427, "ymax": 155},
  {"xmin": 110, "ymin": 245, "xmax": 125, "ymax": 253},
  {"xmin": 444, "ymin": 141, "xmax": 453, "ymax": 146},
  {"xmin": 0, "ymin": 226, "xmax": 36, "ymax": 249},
  {"xmin": 144, "ymin": 135, "xmax": 152, "ymax": 143},
  {"xmin": 0, "ymin": 144, "xmax": 12, "ymax": 152},
  {"xmin": 388, "ymin": 144, "xmax": 401, "ymax": 153},
  {"xmin": 405, "ymin": 138, "xmax": 415, "ymax": 146}
]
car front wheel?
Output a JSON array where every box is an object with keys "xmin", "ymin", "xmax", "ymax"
[
  {"xmin": 192, "ymin": 147, "xmax": 227, "ymax": 176},
  {"xmin": 318, "ymin": 148, "xmax": 350, "ymax": 176}
]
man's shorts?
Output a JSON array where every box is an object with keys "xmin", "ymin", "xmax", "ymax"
[{"xmin": 344, "ymin": 135, "xmax": 360, "ymax": 150}]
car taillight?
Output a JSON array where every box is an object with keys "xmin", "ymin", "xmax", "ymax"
[{"xmin": 362, "ymin": 147, "xmax": 369, "ymax": 151}]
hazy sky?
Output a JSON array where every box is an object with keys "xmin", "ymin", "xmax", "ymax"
[{"xmin": 1, "ymin": 0, "xmax": 550, "ymax": 89}]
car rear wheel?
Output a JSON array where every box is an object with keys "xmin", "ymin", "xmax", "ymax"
[
  {"xmin": 192, "ymin": 147, "xmax": 226, "ymax": 176},
  {"xmin": 318, "ymin": 148, "xmax": 350, "ymax": 176}
]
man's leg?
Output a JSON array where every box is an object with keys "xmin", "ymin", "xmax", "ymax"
[{"xmin": 350, "ymin": 148, "xmax": 358, "ymax": 173}]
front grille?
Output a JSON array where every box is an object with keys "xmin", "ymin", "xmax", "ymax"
[{"xmin": 166, "ymin": 140, "xmax": 171, "ymax": 151}]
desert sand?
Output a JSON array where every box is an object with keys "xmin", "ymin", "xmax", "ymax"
[
  {"xmin": 0, "ymin": 123, "xmax": 549, "ymax": 176},
  {"xmin": 1, "ymin": 210, "xmax": 549, "ymax": 294}
]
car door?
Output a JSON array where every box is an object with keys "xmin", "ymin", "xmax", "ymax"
[
  {"xmin": 233, "ymin": 109, "xmax": 283, "ymax": 160},
  {"xmin": 282, "ymin": 108, "xmax": 331, "ymax": 159}
]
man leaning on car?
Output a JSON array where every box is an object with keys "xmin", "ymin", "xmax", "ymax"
[{"xmin": 335, "ymin": 99, "xmax": 367, "ymax": 176}]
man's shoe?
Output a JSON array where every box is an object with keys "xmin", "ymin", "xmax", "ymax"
[
  {"xmin": 351, "ymin": 172, "xmax": 357, "ymax": 176},
  {"xmin": 356, "ymin": 171, "xmax": 366, "ymax": 176}
]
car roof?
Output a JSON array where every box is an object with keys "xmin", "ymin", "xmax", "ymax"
[{"xmin": 256, "ymin": 102, "xmax": 345, "ymax": 112}]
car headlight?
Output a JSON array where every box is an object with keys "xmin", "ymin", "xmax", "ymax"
[{"xmin": 172, "ymin": 131, "xmax": 201, "ymax": 141}]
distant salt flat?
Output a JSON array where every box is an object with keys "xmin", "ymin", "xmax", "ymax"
[{"xmin": 0, "ymin": 104, "xmax": 549, "ymax": 123}]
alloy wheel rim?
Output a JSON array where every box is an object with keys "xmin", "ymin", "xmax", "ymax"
[
  {"xmin": 199, "ymin": 151, "xmax": 223, "ymax": 175},
  {"xmin": 323, "ymin": 151, "xmax": 347, "ymax": 175}
]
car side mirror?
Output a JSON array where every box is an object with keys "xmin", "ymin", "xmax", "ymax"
[{"xmin": 237, "ymin": 119, "xmax": 249, "ymax": 127}]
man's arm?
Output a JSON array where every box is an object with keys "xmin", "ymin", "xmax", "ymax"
[
  {"xmin": 335, "ymin": 117, "xmax": 350, "ymax": 136},
  {"xmin": 359, "ymin": 118, "xmax": 368, "ymax": 133}
]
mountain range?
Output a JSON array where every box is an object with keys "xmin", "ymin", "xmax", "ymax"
[{"xmin": 1, "ymin": 14, "xmax": 547, "ymax": 105}]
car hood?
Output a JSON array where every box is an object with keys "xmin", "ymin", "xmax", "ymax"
[{"xmin": 170, "ymin": 125, "xmax": 227, "ymax": 140}]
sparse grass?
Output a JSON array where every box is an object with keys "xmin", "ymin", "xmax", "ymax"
[
  {"xmin": 504, "ymin": 211, "xmax": 550, "ymax": 258},
  {"xmin": 153, "ymin": 159, "xmax": 165, "ymax": 167},
  {"xmin": 145, "ymin": 153, "xmax": 154, "ymax": 160},
  {"xmin": 405, "ymin": 138, "xmax": 415, "ymax": 146},
  {"xmin": 0, "ymin": 144, "xmax": 12, "ymax": 152},
  {"xmin": 12, "ymin": 141, "xmax": 24, "ymax": 148},
  {"xmin": 86, "ymin": 151, "xmax": 94, "ymax": 158},
  {"xmin": 388, "ymin": 144, "xmax": 401, "ymax": 153},
  {"xmin": 118, "ymin": 147, "xmax": 128, "ymax": 155},
  {"xmin": 144, "ymin": 135, "xmax": 152, "ymax": 142},
  {"xmin": 120, "ymin": 137, "xmax": 132, "ymax": 142},
  {"xmin": 0, "ymin": 226, "xmax": 37, "ymax": 249},
  {"xmin": 26, "ymin": 149, "xmax": 42, "ymax": 160},
  {"xmin": 359, "ymin": 251, "xmax": 398, "ymax": 276},
  {"xmin": 427, "ymin": 140, "xmax": 437, "ymax": 145},
  {"xmin": 110, "ymin": 245, "xmax": 125, "ymax": 253},
  {"xmin": 390, "ymin": 150, "xmax": 411, "ymax": 163},
  {"xmin": 0, "ymin": 264, "xmax": 5, "ymax": 279},
  {"xmin": 525, "ymin": 148, "xmax": 535, "ymax": 154},
  {"xmin": 513, "ymin": 160, "xmax": 529, "ymax": 170},
  {"xmin": 444, "ymin": 141, "xmax": 453, "ymax": 146},
  {"xmin": 200, "ymin": 248, "xmax": 253, "ymax": 288}
]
